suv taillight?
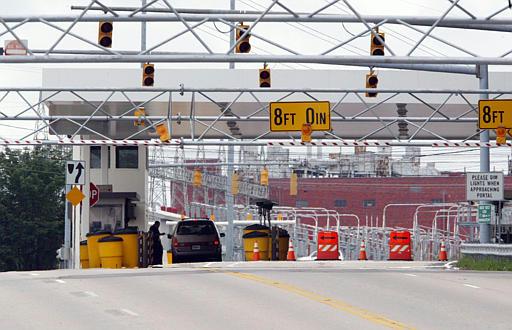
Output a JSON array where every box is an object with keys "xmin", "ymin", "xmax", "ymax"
[
  {"xmin": 213, "ymin": 240, "xmax": 219, "ymax": 246},
  {"xmin": 173, "ymin": 238, "xmax": 178, "ymax": 247}
]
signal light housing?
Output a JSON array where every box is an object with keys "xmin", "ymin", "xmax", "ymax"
[
  {"xmin": 236, "ymin": 23, "xmax": 251, "ymax": 53},
  {"xmin": 370, "ymin": 31, "xmax": 385, "ymax": 56},
  {"xmin": 193, "ymin": 169, "xmax": 202, "ymax": 187},
  {"xmin": 259, "ymin": 66, "xmax": 271, "ymax": 88},
  {"xmin": 366, "ymin": 72, "xmax": 379, "ymax": 98},
  {"xmin": 260, "ymin": 167, "xmax": 269, "ymax": 186},
  {"xmin": 155, "ymin": 123, "xmax": 170, "ymax": 142},
  {"xmin": 134, "ymin": 107, "xmax": 146, "ymax": 127},
  {"xmin": 142, "ymin": 63, "xmax": 155, "ymax": 87},
  {"xmin": 98, "ymin": 21, "xmax": 113, "ymax": 48}
]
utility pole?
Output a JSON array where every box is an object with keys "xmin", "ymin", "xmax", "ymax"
[{"xmin": 479, "ymin": 64, "xmax": 491, "ymax": 244}]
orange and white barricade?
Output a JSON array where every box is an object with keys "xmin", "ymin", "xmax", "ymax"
[
  {"xmin": 389, "ymin": 231, "xmax": 412, "ymax": 261},
  {"xmin": 317, "ymin": 231, "xmax": 339, "ymax": 260}
]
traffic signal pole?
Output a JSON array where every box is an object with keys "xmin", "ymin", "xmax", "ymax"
[
  {"xmin": 479, "ymin": 64, "xmax": 491, "ymax": 243},
  {"xmin": 224, "ymin": 0, "xmax": 236, "ymax": 261}
]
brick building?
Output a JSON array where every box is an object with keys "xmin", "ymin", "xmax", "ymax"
[{"xmin": 269, "ymin": 174, "xmax": 512, "ymax": 229}]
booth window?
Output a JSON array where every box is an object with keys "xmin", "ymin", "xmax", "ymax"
[
  {"xmin": 90, "ymin": 146, "xmax": 101, "ymax": 168},
  {"xmin": 116, "ymin": 146, "xmax": 138, "ymax": 169},
  {"xmin": 334, "ymin": 199, "xmax": 347, "ymax": 207},
  {"xmin": 363, "ymin": 199, "xmax": 376, "ymax": 208}
]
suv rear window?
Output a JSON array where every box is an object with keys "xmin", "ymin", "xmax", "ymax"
[{"xmin": 176, "ymin": 221, "xmax": 216, "ymax": 235}]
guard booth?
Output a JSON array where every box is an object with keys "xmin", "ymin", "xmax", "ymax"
[{"xmin": 89, "ymin": 188, "xmax": 140, "ymax": 232}]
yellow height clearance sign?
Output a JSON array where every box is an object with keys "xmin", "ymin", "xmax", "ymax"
[
  {"xmin": 479, "ymin": 99, "xmax": 512, "ymax": 129},
  {"xmin": 270, "ymin": 101, "xmax": 331, "ymax": 132}
]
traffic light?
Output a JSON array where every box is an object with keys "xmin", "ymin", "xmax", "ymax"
[
  {"xmin": 236, "ymin": 23, "xmax": 251, "ymax": 53},
  {"xmin": 301, "ymin": 123, "xmax": 312, "ymax": 143},
  {"xmin": 370, "ymin": 29, "xmax": 385, "ymax": 56},
  {"xmin": 155, "ymin": 123, "xmax": 170, "ymax": 142},
  {"xmin": 366, "ymin": 71, "xmax": 378, "ymax": 98},
  {"xmin": 193, "ymin": 169, "xmax": 202, "ymax": 187},
  {"xmin": 290, "ymin": 171, "xmax": 298, "ymax": 196},
  {"xmin": 259, "ymin": 65, "xmax": 271, "ymax": 88},
  {"xmin": 496, "ymin": 127, "xmax": 507, "ymax": 144},
  {"xmin": 134, "ymin": 107, "xmax": 146, "ymax": 127},
  {"xmin": 260, "ymin": 167, "xmax": 269, "ymax": 186},
  {"xmin": 142, "ymin": 63, "xmax": 155, "ymax": 87},
  {"xmin": 231, "ymin": 171, "xmax": 239, "ymax": 195},
  {"xmin": 98, "ymin": 21, "xmax": 113, "ymax": 48}
]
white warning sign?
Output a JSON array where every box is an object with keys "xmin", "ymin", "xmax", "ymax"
[{"xmin": 466, "ymin": 172, "xmax": 504, "ymax": 201}]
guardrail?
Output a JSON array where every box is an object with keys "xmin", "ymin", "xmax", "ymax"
[{"xmin": 461, "ymin": 244, "xmax": 512, "ymax": 257}]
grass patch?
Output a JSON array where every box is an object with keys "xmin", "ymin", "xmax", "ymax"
[{"xmin": 457, "ymin": 255, "xmax": 512, "ymax": 271}]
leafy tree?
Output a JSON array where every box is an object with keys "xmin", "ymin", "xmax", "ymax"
[{"xmin": 0, "ymin": 146, "xmax": 69, "ymax": 271}]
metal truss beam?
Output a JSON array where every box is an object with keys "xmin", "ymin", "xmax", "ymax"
[
  {"xmin": 3, "ymin": 13, "xmax": 512, "ymax": 30},
  {"xmin": 1, "ymin": 54, "xmax": 512, "ymax": 66},
  {"xmin": 0, "ymin": 87, "xmax": 505, "ymax": 144}
]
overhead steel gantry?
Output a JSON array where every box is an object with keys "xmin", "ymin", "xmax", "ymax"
[{"xmin": 0, "ymin": 0, "xmax": 509, "ymax": 148}]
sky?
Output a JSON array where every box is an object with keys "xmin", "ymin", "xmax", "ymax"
[{"xmin": 1, "ymin": 0, "xmax": 512, "ymax": 172}]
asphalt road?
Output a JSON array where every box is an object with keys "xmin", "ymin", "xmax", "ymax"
[{"xmin": 0, "ymin": 261, "xmax": 511, "ymax": 330}]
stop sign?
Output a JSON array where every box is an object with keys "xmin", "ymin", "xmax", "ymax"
[{"xmin": 90, "ymin": 182, "xmax": 100, "ymax": 207}]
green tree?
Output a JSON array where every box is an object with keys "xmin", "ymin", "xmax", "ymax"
[{"xmin": 0, "ymin": 146, "xmax": 69, "ymax": 271}]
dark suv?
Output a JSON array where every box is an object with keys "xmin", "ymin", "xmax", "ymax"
[{"xmin": 170, "ymin": 219, "xmax": 224, "ymax": 263}]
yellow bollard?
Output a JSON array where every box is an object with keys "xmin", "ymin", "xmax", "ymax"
[
  {"xmin": 79, "ymin": 240, "xmax": 89, "ymax": 269},
  {"xmin": 167, "ymin": 251, "xmax": 173, "ymax": 265}
]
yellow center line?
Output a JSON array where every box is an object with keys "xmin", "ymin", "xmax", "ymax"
[{"xmin": 225, "ymin": 271, "xmax": 415, "ymax": 330}]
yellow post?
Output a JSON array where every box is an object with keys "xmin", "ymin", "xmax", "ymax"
[
  {"xmin": 290, "ymin": 172, "xmax": 298, "ymax": 196},
  {"xmin": 231, "ymin": 171, "xmax": 239, "ymax": 195}
]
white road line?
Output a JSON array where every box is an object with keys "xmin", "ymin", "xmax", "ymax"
[
  {"xmin": 30, "ymin": 273, "xmax": 40, "ymax": 276},
  {"xmin": 203, "ymin": 262, "xmax": 214, "ymax": 268},
  {"xmin": 404, "ymin": 273, "xmax": 417, "ymax": 277},
  {"xmin": 227, "ymin": 262, "xmax": 240, "ymax": 268},
  {"xmin": 464, "ymin": 284, "xmax": 480, "ymax": 289},
  {"xmin": 55, "ymin": 279, "xmax": 66, "ymax": 284},
  {"xmin": 120, "ymin": 309, "xmax": 139, "ymax": 316},
  {"xmin": 84, "ymin": 291, "xmax": 98, "ymax": 297}
]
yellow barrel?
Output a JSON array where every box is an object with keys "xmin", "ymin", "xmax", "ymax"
[
  {"xmin": 80, "ymin": 240, "xmax": 89, "ymax": 269},
  {"xmin": 243, "ymin": 224, "xmax": 270, "ymax": 236},
  {"xmin": 167, "ymin": 251, "xmax": 173, "ymax": 265},
  {"xmin": 86, "ymin": 231, "xmax": 111, "ymax": 268},
  {"xmin": 243, "ymin": 231, "xmax": 270, "ymax": 261},
  {"xmin": 113, "ymin": 228, "xmax": 139, "ymax": 268},
  {"xmin": 98, "ymin": 236, "xmax": 124, "ymax": 269}
]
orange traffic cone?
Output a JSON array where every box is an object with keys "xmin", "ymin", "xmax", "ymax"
[
  {"xmin": 358, "ymin": 240, "xmax": 368, "ymax": 261},
  {"xmin": 252, "ymin": 241, "xmax": 260, "ymax": 261},
  {"xmin": 438, "ymin": 241, "xmax": 448, "ymax": 261},
  {"xmin": 287, "ymin": 240, "xmax": 296, "ymax": 261}
]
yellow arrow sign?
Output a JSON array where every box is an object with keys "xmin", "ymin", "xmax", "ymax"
[{"xmin": 66, "ymin": 186, "xmax": 85, "ymax": 206}]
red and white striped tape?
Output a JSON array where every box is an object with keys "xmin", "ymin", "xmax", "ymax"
[
  {"xmin": 267, "ymin": 141, "xmax": 392, "ymax": 147},
  {"xmin": 0, "ymin": 139, "xmax": 511, "ymax": 147},
  {"xmin": 0, "ymin": 139, "xmax": 181, "ymax": 146}
]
